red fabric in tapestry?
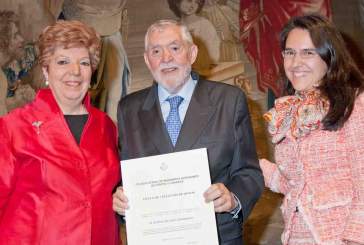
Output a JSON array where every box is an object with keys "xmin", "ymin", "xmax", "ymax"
[{"xmin": 239, "ymin": 0, "xmax": 331, "ymax": 96}]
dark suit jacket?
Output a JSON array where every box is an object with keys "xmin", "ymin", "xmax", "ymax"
[{"xmin": 117, "ymin": 73, "xmax": 264, "ymax": 243}]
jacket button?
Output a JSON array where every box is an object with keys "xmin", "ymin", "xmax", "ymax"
[{"xmin": 84, "ymin": 201, "xmax": 91, "ymax": 208}]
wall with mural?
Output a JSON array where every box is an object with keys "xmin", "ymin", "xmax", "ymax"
[{"xmin": 1, "ymin": 0, "xmax": 364, "ymax": 244}]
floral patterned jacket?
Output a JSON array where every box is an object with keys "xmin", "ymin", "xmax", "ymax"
[{"xmin": 260, "ymin": 93, "xmax": 364, "ymax": 245}]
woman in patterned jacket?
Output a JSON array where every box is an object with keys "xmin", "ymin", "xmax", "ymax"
[{"xmin": 260, "ymin": 15, "xmax": 364, "ymax": 245}]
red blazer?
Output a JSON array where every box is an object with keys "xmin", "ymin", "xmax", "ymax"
[{"xmin": 0, "ymin": 89, "xmax": 120, "ymax": 245}]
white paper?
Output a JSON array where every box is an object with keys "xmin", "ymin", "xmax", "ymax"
[{"xmin": 121, "ymin": 148, "xmax": 219, "ymax": 245}]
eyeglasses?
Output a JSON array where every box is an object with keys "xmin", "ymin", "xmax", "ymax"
[{"xmin": 282, "ymin": 48, "xmax": 318, "ymax": 59}]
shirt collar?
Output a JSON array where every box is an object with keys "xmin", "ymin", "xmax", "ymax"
[{"xmin": 158, "ymin": 75, "xmax": 197, "ymax": 103}]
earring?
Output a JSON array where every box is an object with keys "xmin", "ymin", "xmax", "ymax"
[{"xmin": 45, "ymin": 79, "xmax": 49, "ymax": 86}]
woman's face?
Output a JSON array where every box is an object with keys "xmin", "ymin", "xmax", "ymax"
[
  {"xmin": 42, "ymin": 46, "xmax": 92, "ymax": 111},
  {"xmin": 283, "ymin": 28, "xmax": 328, "ymax": 92},
  {"xmin": 179, "ymin": 0, "xmax": 200, "ymax": 16}
]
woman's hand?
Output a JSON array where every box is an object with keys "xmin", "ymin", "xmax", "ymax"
[
  {"xmin": 112, "ymin": 186, "xmax": 129, "ymax": 216},
  {"xmin": 259, "ymin": 158, "xmax": 274, "ymax": 166}
]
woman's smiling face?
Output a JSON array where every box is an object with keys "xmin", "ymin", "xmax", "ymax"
[{"xmin": 283, "ymin": 28, "xmax": 328, "ymax": 92}]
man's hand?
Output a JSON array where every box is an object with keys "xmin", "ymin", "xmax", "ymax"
[
  {"xmin": 112, "ymin": 186, "xmax": 129, "ymax": 215},
  {"xmin": 204, "ymin": 183, "xmax": 237, "ymax": 213}
]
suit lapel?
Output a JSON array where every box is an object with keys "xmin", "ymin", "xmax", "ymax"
[
  {"xmin": 139, "ymin": 84, "xmax": 174, "ymax": 154},
  {"xmin": 175, "ymin": 79, "xmax": 216, "ymax": 151}
]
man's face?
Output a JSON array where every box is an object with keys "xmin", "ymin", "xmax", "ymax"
[
  {"xmin": 144, "ymin": 25, "xmax": 197, "ymax": 94},
  {"xmin": 8, "ymin": 22, "xmax": 25, "ymax": 60}
]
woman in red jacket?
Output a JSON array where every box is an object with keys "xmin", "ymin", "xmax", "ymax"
[{"xmin": 0, "ymin": 20, "xmax": 121, "ymax": 244}]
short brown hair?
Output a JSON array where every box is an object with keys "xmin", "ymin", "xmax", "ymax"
[
  {"xmin": 38, "ymin": 20, "xmax": 101, "ymax": 71},
  {"xmin": 0, "ymin": 11, "xmax": 18, "ymax": 51}
]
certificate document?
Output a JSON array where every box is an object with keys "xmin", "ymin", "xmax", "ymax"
[{"xmin": 121, "ymin": 148, "xmax": 219, "ymax": 245}]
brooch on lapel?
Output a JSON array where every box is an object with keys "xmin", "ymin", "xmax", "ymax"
[{"xmin": 32, "ymin": 121, "xmax": 43, "ymax": 135}]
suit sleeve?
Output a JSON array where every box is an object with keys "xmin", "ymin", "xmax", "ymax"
[
  {"xmin": 226, "ymin": 90, "xmax": 264, "ymax": 221},
  {"xmin": 0, "ymin": 118, "xmax": 17, "ymax": 219},
  {"xmin": 117, "ymin": 99, "xmax": 129, "ymax": 162},
  {"xmin": 342, "ymin": 95, "xmax": 364, "ymax": 244}
]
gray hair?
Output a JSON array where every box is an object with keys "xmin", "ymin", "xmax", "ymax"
[{"xmin": 144, "ymin": 19, "xmax": 194, "ymax": 51}]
